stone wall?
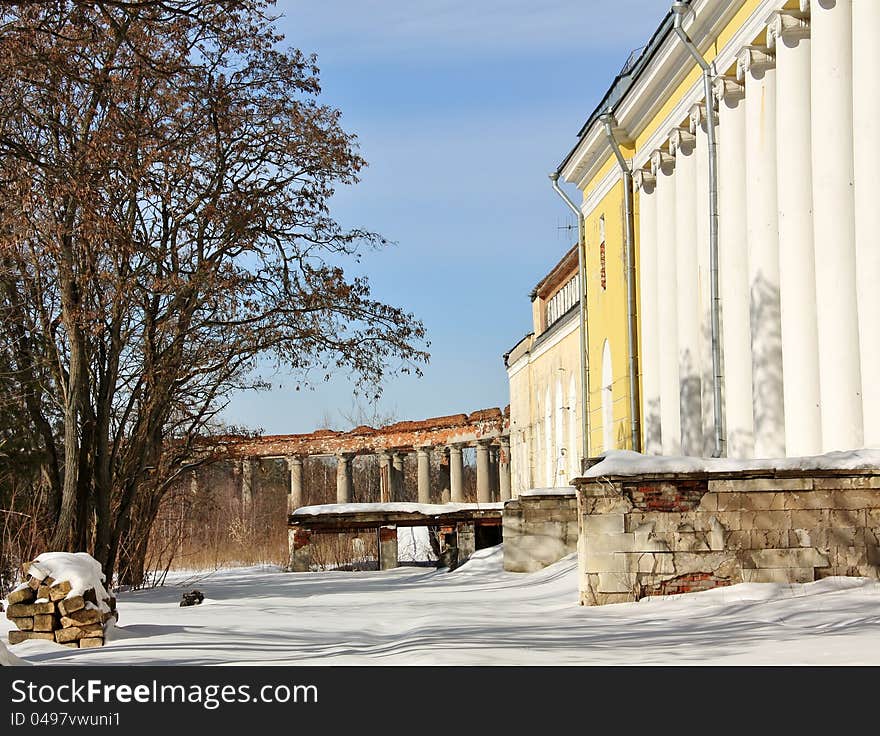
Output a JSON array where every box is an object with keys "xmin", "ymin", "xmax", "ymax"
[
  {"xmin": 503, "ymin": 492, "xmax": 578, "ymax": 572},
  {"xmin": 573, "ymin": 471, "xmax": 880, "ymax": 605}
]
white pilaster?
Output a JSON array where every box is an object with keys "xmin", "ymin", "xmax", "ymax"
[
  {"xmin": 852, "ymin": 0, "xmax": 880, "ymax": 447},
  {"xmin": 635, "ymin": 169, "xmax": 662, "ymax": 454},
  {"xmin": 652, "ymin": 148, "xmax": 681, "ymax": 455},
  {"xmin": 768, "ymin": 12, "xmax": 822, "ymax": 457},
  {"xmin": 714, "ymin": 76, "xmax": 754, "ymax": 458},
  {"xmin": 670, "ymin": 126, "xmax": 703, "ymax": 456},
  {"xmin": 691, "ymin": 102, "xmax": 716, "ymax": 457},
  {"xmin": 738, "ymin": 45, "xmax": 785, "ymax": 458},
  {"xmin": 807, "ymin": 0, "xmax": 863, "ymax": 451}
]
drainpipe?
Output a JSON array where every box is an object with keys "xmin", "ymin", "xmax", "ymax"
[
  {"xmin": 671, "ymin": 0, "xmax": 725, "ymax": 457},
  {"xmin": 549, "ymin": 173, "xmax": 591, "ymax": 468},
  {"xmin": 599, "ymin": 112, "xmax": 642, "ymax": 453}
]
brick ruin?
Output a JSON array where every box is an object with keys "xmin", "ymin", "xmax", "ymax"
[
  {"xmin": 572, "ymin": 468, "xmax": 880, "ymax": 605},
  {"xmin": 204, "ymin": 407, "xmax": 512, "ymax": 512}
]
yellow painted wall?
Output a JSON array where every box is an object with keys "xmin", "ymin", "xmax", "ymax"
[
  {"xmin": 582, "ymin": 177, "xmax": 634, "ymax": 454},
  {"xmin": 507, "ymin": 316, "xmax": 583, "ymax": 492}
]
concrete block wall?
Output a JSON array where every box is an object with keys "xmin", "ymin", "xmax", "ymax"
[
  {"xmin": 503, "ymin": 493, "xmax": 578, "ymax": 572},
  {"xmin": 573, "ymin": 471, "xmax": 880, "ymax": 605}
]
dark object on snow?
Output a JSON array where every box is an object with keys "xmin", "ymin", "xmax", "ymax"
[{"xmin": 180, "ymin": 590, "xmax": 204, "ymax": 607}]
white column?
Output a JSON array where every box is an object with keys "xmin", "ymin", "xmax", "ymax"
[
  {"xmin": 738, "ymin": 45, "xmax": 785, "ymax": 458},
  {"xmin": 691, "ymin": 102, "xmax": 716, "ymax": 457},
  {"xmin": 476, "ymin": 440, "xmax": 491, "ymax": 503},
  {"xmin": 635, "ymin": 169, "xmax": 662, "ymax": 454},
  {"xmin": 448, "ymin": 444, "xmax": 464, "ymax": 502},
  {"xmin": 416, "ymin": 446, "xmax": 431, "ymax": 504},
  {"xmin": 336, "ymin": 453, "xmax": 353, "ymax": 504},
  {"xmin": 807, "ymin": 0, "xmax": 863, "ymax": 451},
  {"xmin": 670, "ymin": 126, "xmax": 702, "ymax": 456},
  {"xmin": 852, "ymin": 0, "xmax": 880, "ymax": 448},
  {"xmin": 286, "ymin": 455, "xmax": 304, "ymax": 513},
  {"xmin": 767, "ymin": 11, "xmax": 822, "ymax": 457},
  {"xmin": 714, "ymin": 76, "xmax": 754, "ymax": 458},
  {"xmin": 651, "ymin": 148, "xmax": 681, "ymax": 455}
]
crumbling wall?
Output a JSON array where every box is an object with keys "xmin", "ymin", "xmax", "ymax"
[
  {"xmin": 574, "ymin": 472, "xmax": 880, "ymax": 606},
  {"xmin": 503, "ymin": 493, "xmax": 578, "ymax": 572}
]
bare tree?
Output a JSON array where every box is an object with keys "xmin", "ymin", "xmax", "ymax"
[{"xmin": 0, "ymin": 1, "xmax": 428, "ymax": 584}]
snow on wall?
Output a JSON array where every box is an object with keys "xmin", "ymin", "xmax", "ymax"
[
  {"xmin": 31, "ymin": 552, "xmax": 111, "ymax": 613},
  {"xmin": 292, "ymin": 501, "xmax": 505, "ymax": 516},
  {"xmin": 584, "ymin": 448, "xmax": 880, "ymax": 478}
]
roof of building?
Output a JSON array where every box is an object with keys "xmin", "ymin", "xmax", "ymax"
[{"xmin": 555, "ymin": 9, "xmax": 675, "ymax": 175}]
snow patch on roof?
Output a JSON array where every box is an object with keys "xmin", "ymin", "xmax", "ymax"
[
  {"xmin": 518, "ymin": 486, "xmax": 576, "ymax": 497},
  {"xmin": 293, "ymin": 501, "xmax": 505, "ymax": 516}
]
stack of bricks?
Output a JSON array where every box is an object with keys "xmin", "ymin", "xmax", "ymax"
[{"xmin": 6, "ymin": 564, "xmax": 117, "ymax": 649}]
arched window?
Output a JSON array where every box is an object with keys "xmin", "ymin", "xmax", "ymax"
[{"xmin": 602, "ymin": 340, "xmax": 614, "ymax": 452}]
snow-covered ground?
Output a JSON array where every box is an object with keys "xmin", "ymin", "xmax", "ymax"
[{"xmin": 4, "ymin": 545, "xmax": 880, "ymax": 665}]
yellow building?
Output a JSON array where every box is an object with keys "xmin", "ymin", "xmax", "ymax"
[{"xmin": 510, "ymin": 0, "xmax": 879, "ymax": 490}]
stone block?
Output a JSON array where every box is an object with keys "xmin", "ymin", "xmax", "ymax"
[
  {"xmin": 61, "ymin": 607, "xmax": 102, "ymax": 627},
  {"xmin": 739, "ymin": 492, "xmax": 786, "ymax": 511},
  {"xmin": 790, "ymin": 508, "xmax": 827, "ymax": 528},
  {"xmin": 58, "ymin": 596, "xmax": 85, "ymax": 616},
  {"xmin": 790, "ymin": 529, "xmax": 814, "ymax": 547},
  {"xmin": 33, "ymin": 614, "xmax": 56, "ymax": 632},
  {"xmin": 748, "ymin": 529, "xmax": 788, "ymax": 549},
  {"xmin": 827, "ymin": 527, "xmax": 858, "ymax": 547},
  {"xmin": 829, "ymin": 509, "xmax": 866, "ymax": 528},
  {"xmin": 79, "ymin": 637, "xmax": 104, "ymax": 649},
  {"xmin": 7, "ymin": 601, "xmax": 54, "ymax": 618},
  {"xmin": 698, "ymin": 493, "xmax": 719, "ymax": 512},
  {"xmin": 742, "ymin": 567, "xmax": 815, "ymax": 584},
  {"xmin": 812, "ymin": 477, "xmax": 853, "ymax": 490},
  {"xmin": 11, "ymin": 617, "xmax": 33, "ymax": 631},
  {"xmin": 741, "ymin": 510, "xmax": 790, "ymax": 531},
  {"xmin": 716, "ymin": 492, "xmax": 742, "ymax": 511},
  {"xmin": 7, "ymin": 586, "xmax": 35, "ymax": 605},
  {"xmin": 581, "ymin": 513, "xmax": 626, "ymax": 536},
  {"xmin": 597, "ymin": 572, "xmax": 637, "ymax": 594},
  {"xmin": 55, "ymin": 624, "xmax": 103, "ymax": 644},
  {"xmin": 714, "ymin": 511, "xmax": 742, "ymax": 531},
  {"xmin": 8, "ymin": 631, "xmax": 55, "ymax": 645},
  {"xmin": 708, "ymin": 480, "xmax": 738, "ymax": 492},
  {"xmin": 867, "ymin": 545, "xmax": 880, "ymax": 566},
  {"xmin": 749, "ymin": 547, "xmax": 828, "ymax": 568},
  {"xmin": 584, "ymin": 552, "xmax": 628, "ymax": 573},
  {"xmin": 785, "ymin": 491, "xmax": 834, "ymax": 509},
  {"xmin": 832, "ymin": 490, "xmax": 880, "ymax": 509},
  {"xmin": 725, "ymin": 530, "xmax": 749, "ymax": 549},
  {"xmin": 47, "ymin": 581, "xmax": 72, "ymax": 601}
]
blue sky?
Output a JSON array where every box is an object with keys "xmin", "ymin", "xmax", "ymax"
[{"xmin": 221, "ymin": 0, "xmax": 671, "ymax": 434}]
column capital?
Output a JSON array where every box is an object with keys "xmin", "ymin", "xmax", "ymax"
[
  {"xmin": 736, "ymin": 45, "xmax": 776, "ymax": 81},
  {"xmin": 415, "ymin": 445, "xmax": 432, "ymax": 457},
  {"xmin": 713, "ymin": 75, "xmax": 745, "ymax": 105},
  {"xmin": 285, "ymin": 455, "xmax": 304, "ymax": 469},
  {"xmin": 688, "ymin": 101, "xmax": 715, "ymax": 134},
  {"xmin": 499, "ymin": 435, "xmax": 510, "ymax": 448},
  {"xmin": 475, "ymin": 438, "xmax": 492, "ymax": 448},
  {"xmin": 447, "ymin": 442, "xmax": 464, "ymax": 453},
  {"xmin": 668, "ymin": 126, "xmax": 696, "ymax": 156},
  {"xmin": 336, "ymin": 451, "xmax": 355, "ymax": 461},
  {"xmin": 650, "ymin": 148, "xmax": 675, "ymax": 176},
  {"xmin": 766, "ymin": 10, "xmax": 810, "ymax": 49},
  {"xmin": 633, "ymin": 167, "xmax": 656, "ymax": 192}
]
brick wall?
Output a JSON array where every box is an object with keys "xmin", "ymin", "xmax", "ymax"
[
  {"xmin": 502, "ymin": 493, "xmax": 578, "ymax": 572},
  {"xmin": 573, "ymin": 471, "xmax": 880, "ymax": 605}
]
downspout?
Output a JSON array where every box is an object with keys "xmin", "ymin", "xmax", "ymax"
[
  {"xmin": 599, "ymin": 112, "xmax": 642, "ymax": 453},
  {"xmin": 671, "ymin": 1, "xmax": 725, "ymax": 457},
  {"xmin": 549, "ymin": 173, "xmax": 591, "ymax": 468}
]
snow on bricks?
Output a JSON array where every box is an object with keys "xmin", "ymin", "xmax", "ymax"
[{"xmin": 6, "ymin": 553, "xmax": 117, "ymax": 648}]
